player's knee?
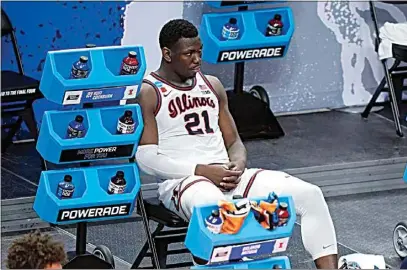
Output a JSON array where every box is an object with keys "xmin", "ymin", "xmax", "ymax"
[
  {"xmin": 182, "ymin": 177, "xmax": 224, "ymax": 206},
  {"xmin": 307, "ymin": 184, "xmax": 324, "ymax": 200},
  {"xmin": 298, "ymin": 183, "xmax": 326, "ymax": 208}
]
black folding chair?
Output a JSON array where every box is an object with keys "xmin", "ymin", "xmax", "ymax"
[
  {"xmin": 1, "ymin": 8, "xmax": 43, "ymax": 152},
  {"xmin": 361, "ymin": 1, "xmax": 407, "ymax": 137},
  {"xmin": 132, "ymin": 187, "xmax": 193, "ymax": 269}
]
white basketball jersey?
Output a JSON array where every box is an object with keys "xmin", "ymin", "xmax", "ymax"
[{"xmin": 143, "ymin": 72, "xmax": 230, "ymax": 165}]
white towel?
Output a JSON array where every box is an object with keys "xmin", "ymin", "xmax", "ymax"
[{"xmin": 378, "ymin": 22, "xmax": 407, "ymax": 60}]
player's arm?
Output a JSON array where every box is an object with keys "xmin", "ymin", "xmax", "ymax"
[
  {"xmin": 131, "ymin": 83, "xmax": 198, "ymax": 179},
  {"xmin": 206, "ymin": 75, "xmax": 247, "ymax": 170}
]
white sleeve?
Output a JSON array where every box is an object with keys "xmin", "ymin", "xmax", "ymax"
[{"xmin": 135, "ymin": 144, "xmax": 197, "ymax": 179}]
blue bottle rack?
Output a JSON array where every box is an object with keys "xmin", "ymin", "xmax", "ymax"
[
  {"xmin": 404, "ymin": 164, "xmax": 407, "ymax": 183},
  {"xmin": 185, "ymin": 194, "xmax": 296, "ymax": 265},
  {"xmin": 36, "ymin": 104, "xmax": 143, "ymax": 164},
  {"xmin": 33, "ymin": 163, "xmax": 141, "ymax": 225},
  {"xmin": 39, "ymin": 45, "xmax": 146, "ymax": 106},
  {"xmin": 33, "ymin": 44, "xmax": 147, "ymax": 268},
  {"xmin": 200, "ymin": 8, "xmax": 294, "ymax": 64},
  {"xmin": 192, "ymin": 256, "xmax": 291, "ymax": 269},
  {"xmin": 205, "ymin": 1, "xmax": 280, "ymax": 9}
]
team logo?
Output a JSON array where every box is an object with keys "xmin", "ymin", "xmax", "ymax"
[
  {"xmin": 154, "ymin": 81, "xmax": 163, "ymax": 88},
  {"xmin": 218, "ymin": 46, "xmax": 285, "ymax": 62},
  {"xmin": 123, "ymin": 85, "xmax": 138, "ymax": 99},
  {"xmin": 63, "ymin": 90, "xmax": 83, "ymax": 105}
]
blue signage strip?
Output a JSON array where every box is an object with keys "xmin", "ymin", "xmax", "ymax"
[{"xmin": 62, "ymin": 85, "xmax": 138, "ymax": 105}]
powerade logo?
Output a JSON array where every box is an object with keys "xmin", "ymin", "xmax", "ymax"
[
  {"xmin": 57, "ymin": 203, "xmax": 131, "ymax": 222},
  {"xmin": 218, "ymin": 46, "xmax": 285, "ymax": 62}
]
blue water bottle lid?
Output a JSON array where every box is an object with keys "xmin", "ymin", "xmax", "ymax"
[
  {"xmin": 124, "ymin": 110, "xmax": 133, "ymax": 117},
  {"xmin": 75, "ymin": 115, "xmax": 84, "ymax": 123},
  {"xmin": 64, "ymin": 175, "xmax": 72, "ymax": 182},
  {"xmin": 79, "ymin": 56, "xmax": 88, "ymax": 63},
  {"xmin": 116, "ymin": 170, "xmax": 125, "ymax": 178}
]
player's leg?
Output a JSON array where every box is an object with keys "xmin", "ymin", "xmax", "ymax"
[
  {"xmin": 158, "ymin": 176, "xmax": 226, "ymax": 221},
  {"xmin": 231, "ymin": 169, "xmax": 338, "ymax": 269}
]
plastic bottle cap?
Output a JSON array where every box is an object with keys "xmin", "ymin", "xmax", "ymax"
[
  {"xmin": 229, "ymin": 18, "xmax": 237, "ymax": 24},
  {"xmin": 86, "ymin": 44, "xmax": 96, "ymax": 48},
  {"xmin": 75, "ymin": 115, "xmax": 84, "ymax": 123},
  {"xmin": 279, "ymin": 202, "xmax": 288, "ymax": 209},
  {"xmin": 64, "ymin": 175, "xmax": 72, "ymax": 182},
  {"xmin": 129, "ymin": 51, "xmax": 137, "ymax": 57},
  {"xmin": 79, "ymin": 56, "xmax": 88, "ymax": 62},
  {"xmin": 211, "ymin": 210, "xmax": 219, "ymax": 217},
  {"xmin": 274, "ymin": 14, "xmax": 282, "ymax": 20},
  {"xmin": 124, "ymin": 110, "xmax": 133, "ymax": 117},
  {"xmin": 116, "ymin": 171, "xmax": 125, "ymax": 178}
]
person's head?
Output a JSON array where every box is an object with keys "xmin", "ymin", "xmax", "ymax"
[
  {"xmin": 159, "ymin": 19, "xmax": 202, "ymax": 80},
  {"xmin": 6, "ymin": 230, "xmax": 66, "ymax": 269}
]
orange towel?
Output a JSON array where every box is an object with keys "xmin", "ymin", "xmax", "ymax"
[
  {"xmin": 218, "ymin": 199, "xmax": 250, "ymax": 234},
  {"xmin": 251, "ymin": 200, "xmax": 279, "ymax": 230}
]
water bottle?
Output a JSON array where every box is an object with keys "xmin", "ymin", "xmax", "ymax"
[
  {"xmin": 120, "ymin": 51, "xmax": 139, "ymax": 75},
  {"xmin": 117, "ymin": 110, "xmax": 135, "ymax": 134},
  {"xmin": 70, "ymin": 56, "xmax": 90, "ymax": 79},
  {"xmin": 66, "ymin": 115, "xmax": 86, "ymax": 139},
  {"xmin": 107, "ymin": 171, "xmax": 127, "ymax": 194},
  {"xmin": 205, "ymin": 210, "xmax": 223, "ymax": 234},
  {"xmin": 56, "ymin": 175, "xmax": 75, "ymax": 199},
  {"xmin": 266, "ymin": 14, "xmax": 283, "ymax": 37},
  {"xmin": 221, "ymin": 18, "xmax": 240, "ymax": 40}
]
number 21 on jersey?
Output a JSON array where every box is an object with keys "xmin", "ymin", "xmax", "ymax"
[{"xmin": 184, "ymin": 110, "xmax": 214, "ymax": 135}]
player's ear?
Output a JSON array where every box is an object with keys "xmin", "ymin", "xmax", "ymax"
[{"xmin": 162, "ymin": 47, "xmax": 172, "ymax": 63}]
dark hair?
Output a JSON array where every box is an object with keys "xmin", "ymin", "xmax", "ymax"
[
  {"xmin": 159, "ymin": 19, "xmax": 198, "ymax": 49},
  {"xmin": 6, "ymin": 230, "xmax": 67, "ymax": 269}
]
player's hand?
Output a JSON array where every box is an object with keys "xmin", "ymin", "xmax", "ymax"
[
  {"xmin": 220, "ymin": 161, "xmax": 246, "ymax": 189},
  {"xmin": 195, "ymin": 164, "xmax": 242, "ymax": 190}
]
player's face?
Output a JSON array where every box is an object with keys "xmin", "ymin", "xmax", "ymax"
[{"xmin": 170, "ymin": 37, "xmax": 202, "ymax": 79}]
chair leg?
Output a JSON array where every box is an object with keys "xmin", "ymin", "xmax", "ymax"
[
  {"xmin": 137, "ymin": 191, "xmax": 161, "ymax": 269},
  {"xmin": 131, "ymin": 223, "xmax": 165, "ymax": 269},
  {"xmin": 361, "ymin": 77, "xmax": 387, "ymax": 118},
  {"xmin": 20, "ymin": 104, "xmax": 39, "ymax": 140},
  {"xmin": 131, "ymin": 239, "xmax": 151, "ymax": 269},
  {"xmin": 382, "ymin": 60, "xmax": 403, "ymax": 137},
  {"xmin": 154, "ymin": 238, "xmax": 168, "ymax": 269},
  {"xmin": 1, "ymin": 116, "xmax": 23, "ymax": 153},
  {"xmin": 392, "ymin": 75, "xmax": 404, "ymax": 118}
]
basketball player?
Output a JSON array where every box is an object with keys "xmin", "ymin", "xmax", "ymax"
[{"xmin": 132, "ymin": 19, "xmax": 338, "ymax": 269}]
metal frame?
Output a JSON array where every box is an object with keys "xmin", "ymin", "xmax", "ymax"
[
  {"xmin": 361, "ymin": 1, "xmax": 406, "ymax": 137},
  {"xmin": 132, "ymin": 192, "xmax": 193, "ymax": 269},
  {"xmin": 135, "ymin": 191, "xmax": 162, "ymax": 269}
]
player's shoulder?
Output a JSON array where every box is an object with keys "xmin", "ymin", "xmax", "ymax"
[
  {"xmin": 134, "ymin": 78, "xmax": 158, "ymax": 107},
  {"xmin": 202, "ymin": 74, "xmax": 222, "ymax": 85},
  {"xmin": 201, "ymin": 74, "xmax": 225, "ymax": 91}
]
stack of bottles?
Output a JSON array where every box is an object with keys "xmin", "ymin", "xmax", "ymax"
[
  {"xmin": 57, "ymin": 170, "xmax": 129, "ymax": 199},
  {"xmin": 221, "ymin": 14, "xmax": 283, "ymax": 41},
  {"xmin": 69, "ymin": 51, "xmax": 140, "ymax": 79}
]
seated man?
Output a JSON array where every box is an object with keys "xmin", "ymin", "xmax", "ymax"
[
  {"xmin": 6, "ymin": 230, "xmax": 66, "ymax": 269},
  {"xmin": 132, "ymin": 19, "xmax": 338, "ymax": 269}
]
